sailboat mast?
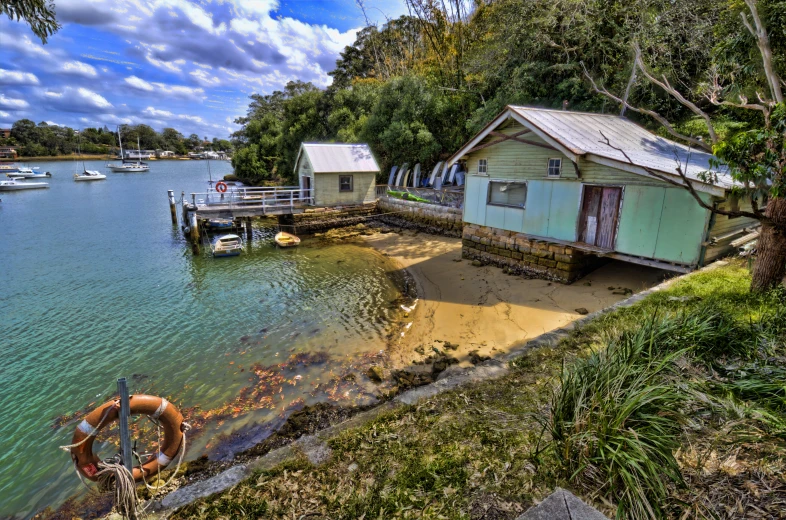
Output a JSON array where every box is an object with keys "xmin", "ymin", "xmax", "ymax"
[{"xmin": 118, "ymin": 126, "xmax": 125, "ymax": 163}]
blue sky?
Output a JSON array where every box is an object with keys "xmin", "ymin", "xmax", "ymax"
[{"xmin": 0, "ymin": 0, "xmax": 407, "ymax": 139}]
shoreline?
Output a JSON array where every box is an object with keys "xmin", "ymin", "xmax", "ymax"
[
  {"xmin": 1, "ymin": 156, "xmax": 197, "ymax": 162},
  {"xmin": 362, "ymin": 230, "xmax": 670, "ymax": 371}
]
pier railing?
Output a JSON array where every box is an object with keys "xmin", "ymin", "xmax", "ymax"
[
  {"xmin": 376, "ymin": 185, "xmax": 464, "ymax": 209},
  {"xmin": 190, "ymin": 186, "xmax": 314, "ymax": 213}
]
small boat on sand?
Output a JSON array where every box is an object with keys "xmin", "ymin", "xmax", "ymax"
[
  {"xmin": 0, "ymin": 179, "xmax": 49, "ymax": 191},
  {"xmin": 211, "ymin": 234, "xmax": 243, "ymax": 257},
  {"xmin": 275, "ymin": 231, "xmax": 301, "ymax": 248},
  {"xmin": 74, "ymin": 170, "xmax": 107, "ymax": 181}
]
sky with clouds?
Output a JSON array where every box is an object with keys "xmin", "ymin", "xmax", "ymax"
[{"xmin": 0, "ymin": 0, "xmax": 407, "ymax": 139}]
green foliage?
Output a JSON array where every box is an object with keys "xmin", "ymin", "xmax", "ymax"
[
  {"xmin": 548, "ymin": 318, "xmax": 688, "ymax": 519},
  {"xmin": 0, "ymin": 0, "xmax": 59, "ymax": 43},
  {"xmin": 7, "ymin": 119, "xmax": 225, "ymax": 157}
]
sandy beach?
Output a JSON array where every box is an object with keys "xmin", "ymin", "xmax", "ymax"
[{"xmin": 364, "ymin": 230, "xmax": 670, "ymax": 368}]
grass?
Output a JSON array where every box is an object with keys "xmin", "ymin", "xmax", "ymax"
[
  {"xmin": 170, "ymin": 260, "xmax": 786, "ymax": 519},
  {"xmin": 386, "ymin": 190, "xmax": 433, "ymax": 204}
]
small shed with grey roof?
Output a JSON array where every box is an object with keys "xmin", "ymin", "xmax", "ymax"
[
  {"xmin": 295, "ymin": 143, "xmax": 379, "ymax": 206},
  {"xmin": 451, "ymin": 105, "xmax": 758, "ymax": 273}
]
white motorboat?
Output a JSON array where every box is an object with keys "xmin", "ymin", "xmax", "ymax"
[
  {"xmin": 8, "ymin": 167, "xmax": 51, "ymax": 179},
  {"xmin": 0, "ymin": 164, "xmax": 19, "ymax": 173},
  {"xmin": 0, "ymin": 179, "xmax": 49, "ymax": 191},
  {"xmin": 107, "ymin": 127, "xmax": 149, "ymax": 172},
  {"xmin": 74, "ymin": 170, "xmax": 107, "ymax": 181},
  {"xmin": 211, "ymin": 234, "xmax": 243, "ymax": 257}
]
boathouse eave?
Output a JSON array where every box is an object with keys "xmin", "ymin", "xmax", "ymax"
[{"xmin": 447, "ymin": 106, "xmax": 729, "ymax": 197}]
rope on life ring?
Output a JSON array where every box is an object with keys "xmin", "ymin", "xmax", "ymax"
[
  {"xmin": 215, "ymin": 181, "xmax": 228, "ymax": 193},
  {"xmin": 61, "ymin": 395, "xmax": 186, "ymax": 482}
]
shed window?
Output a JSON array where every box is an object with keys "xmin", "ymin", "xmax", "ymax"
[
  {"xmin": 488, "ymin": 181, "xmax": 527, "ymax": 208},
  {"xmin": 339, "ymin": 175, "xmax": 353, "ymax": 192},
  {"xmin": 478, "ymin": 158, "xmax": 488, "ymax": 175},
  {"xmin": 547, "ymin": 158, "xmax": 562, "ymax": 177}
]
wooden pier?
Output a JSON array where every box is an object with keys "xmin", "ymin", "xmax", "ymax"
[{"xmin": 171, "ymin": 186, "xmax": 314, "ymax": 253}]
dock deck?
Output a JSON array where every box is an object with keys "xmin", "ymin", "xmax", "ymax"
[{"xmin": 186, "ymin": 186, "xmax": 313, "ymax": 218}]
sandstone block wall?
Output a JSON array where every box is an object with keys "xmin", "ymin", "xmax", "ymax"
[
  {"xmin": 376, "ymin": 197, "xmax": 463, "ymax": 238},
  {"xmin": 462, "ymin": 223, "xmax": 602, "ymax": 283},
  {"xmin": 280, "ymin": 203, "xmax": 378, "ymax": 234}
]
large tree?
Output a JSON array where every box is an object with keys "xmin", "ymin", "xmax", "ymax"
[
  {"xmin": 587, "ymin": 0, "xmax": 786, "ymax": 291},
  {"xmin": 1, "ymin": 0, "xmax": 59, "ymax": 43}
]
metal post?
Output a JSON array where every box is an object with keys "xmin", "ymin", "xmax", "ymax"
[
  {"xmin": 168, "ymin": 190, "xmax": 177, "ymax": 225},
  {"xmin": 290, "ymin": 189, "xmax": 293, "ymax": 209},
  {"xmin": 191, "ymin": 193, "xmax": 196, "ymax": 206},
  {"xmin": 117, "ymin": 378, "xmax": 133, "ymax": 473}
]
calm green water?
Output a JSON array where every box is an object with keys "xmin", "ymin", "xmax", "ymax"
[{"xmin": 0, "ymin": 160, "xmax": 403, "ymax": 518}]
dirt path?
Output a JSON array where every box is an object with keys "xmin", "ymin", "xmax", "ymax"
[{"xmin": 364, "ymin": 231, "xmax": 669, "ymax": 368}]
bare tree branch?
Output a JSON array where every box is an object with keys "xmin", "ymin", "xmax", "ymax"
[
  {"xmin": 741, "ymin": 0, "xmax": 783, "ymax": 104},
  {"xmin": 633, "ymin": 44, "xmax": 719, "ymax": 145},
  {"xmin": 597, "ymin": 131, "xmax": 765, "ymax": 222},
  {"xmin": 620, "ymin": 49, "xmax": 639, "ymax": 116},
  {"xmin": 581, "ymin": 62, "xmax": 712, "ymax": 152}
]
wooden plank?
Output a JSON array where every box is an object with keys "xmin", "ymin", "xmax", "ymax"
[
  {"xmin": 597, "ymin": 187, "xmax": 621, "ymax": 249},
  {"xmin": 489, "ymin": 131, "xmax": 556, "ymax": 151},
  {"xmin": 578, "ymin": 186, "xmax": 602, "ymax": 244}
]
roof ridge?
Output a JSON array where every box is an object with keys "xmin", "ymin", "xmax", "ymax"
[{"xmin": 508, "ymin": 105, "xmax": 625, "ymax": 118}]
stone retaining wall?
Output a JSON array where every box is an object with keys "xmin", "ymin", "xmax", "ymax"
[
  {"xmin": 279, "ymin": 203, "xmax": 378, "ymax": 234},
  {"xmin": 462, "ymin": 223, "xmax": 602, "ymax": 283},
  {"xmin": 376, "ymin": 196, "xmax": 463, "ymax": 237}
]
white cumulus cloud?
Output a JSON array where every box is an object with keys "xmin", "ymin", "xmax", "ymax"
[
  {"xmin": 0, "ymin": 94, "xmax": 29, "ymax": 110},
  {"xmin": 61, "ymin": 61, "xmax": 99, "ymax": 77},
  {"xmin": 0, "ymin": 69, "xmax": 40, "ymax": 85}
]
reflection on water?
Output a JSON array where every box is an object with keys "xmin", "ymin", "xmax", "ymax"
[{"xmin": 0, "ymin": 160, "xmax": 403, "ymax": 518}]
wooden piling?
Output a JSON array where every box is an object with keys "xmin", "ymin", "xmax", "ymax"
[
  {"xmin": 245, "ymin": 217, "xmax": 253, "ymax": 240},
  {"xmin": 189, "ymin": 212, "xmax": 200, "ymax": 254},
  {"xmin": 168, "ymin": 190, "xmax": 177, "ymax": 225}
]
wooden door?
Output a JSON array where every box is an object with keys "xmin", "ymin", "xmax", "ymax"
[
  {"xmin": 301, "ymin": 176, "xmax": 311, "ymax": 200},
  {"xmin": 578, "ymin": 186, "xmax": 621, "ymax": 249}
]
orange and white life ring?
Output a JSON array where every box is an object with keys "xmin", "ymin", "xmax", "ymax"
[
  {"xmin": 215, "ymin": 181, "xmax": 228, "ymax": 193},
  {"xmin": 69, "ymin": 395, "xmax": 184, "ymax": 481}
]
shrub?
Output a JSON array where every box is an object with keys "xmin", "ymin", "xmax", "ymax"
[{"xmin": 548, "ymin": 317, "xmax": 689, "ymax": 519}]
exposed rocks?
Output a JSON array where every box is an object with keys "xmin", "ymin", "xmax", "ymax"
[
  {"xmin": 468, "ymin": 350, "xmax": 491, "ymax": 365},
  {"xmin": 443, "ymin": 341, "xmax": 459, "ymax": 351},
  {"xmin": 392, "ymin": 370, "xmax": 435, "ymax": 390},
  {"xmin": 574, "ymin": 308, "xmax": 590, "ymax": 315},
  {"xmin": 472, "ymin": 260, "xmax": 483, "ymax": 267},
  {"xmin": 366, "ymin": 365, "xmax": 385, "ymax": 383}
]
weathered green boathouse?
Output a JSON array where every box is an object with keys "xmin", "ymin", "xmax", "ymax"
[
  {"xmin": 295, "ymin": 143, "xmax": 379, "ymax": 206},
  {"xmin": 450, "ymin": 106, "xmax": 758, "ymax": 281}
]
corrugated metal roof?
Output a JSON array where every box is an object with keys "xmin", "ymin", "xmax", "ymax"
[
  {"xmin": 300, "ymin": 143, "xmax": 380, "ymax": 173},
  {"xmin": 508, "ymin": 106, "xmax": 732, "ymax": 187}
]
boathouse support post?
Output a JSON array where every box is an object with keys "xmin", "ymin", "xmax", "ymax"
[
  {"xmin": 245, "ymin": 217, "xmax": 253, "ymax": 241},
  {"xmin": 189, "ymin": 212, "xmax": 200, "ymax": 254},
  {"xmin": 117, "ymin": 378, "xmax": 134, "ymax": 474},
  {"xmin": 168, "ymin": 190, "xmax": 177, "ymax": 225}
]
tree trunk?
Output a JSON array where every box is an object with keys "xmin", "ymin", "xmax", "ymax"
[{"xmin": 751, "ymin": 197, "xmax": 786, "ymax": 291}]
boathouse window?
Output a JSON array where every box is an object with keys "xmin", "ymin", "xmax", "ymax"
[
  {"xmin": 547, "ymin": 158, "xmax": 562, "ymax": 178},
  {"xmin": 339, "ymin": 175, "xmax": 353, "ymax": 192},
  {"xmin": 478, "ymin": 158, "xmax": 488, "ymax": 175},
  {"xmin": 488, "ymin": 181, "xmax": 527, "ymax": 208}
]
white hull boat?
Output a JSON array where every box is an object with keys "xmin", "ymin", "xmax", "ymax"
[
  {"xmin": 109, "ymin": 126, "xmax": 150, "ymax": 172},
  {"xmin": 74, "ymin": 170, "xmax": 107, "ymax": 181},
  {"xmin": 8, "ymin": 167, "xmax": 50, "ymax": 179},
  {"xmin": 108, "ymin": 163, "xmax": 149, "ymax": 172},
  {"xmin": 211, "ymin": 234, "xmax": 243, "ymax": 257},
  {"xmin": 0, "ymin": 179, "xmax": 49, "ymax": 191}
]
